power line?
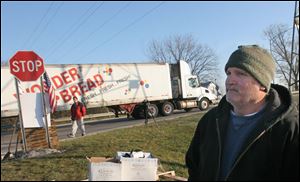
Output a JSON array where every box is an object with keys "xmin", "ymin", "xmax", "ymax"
[
  {"xmin": 58, "ymin": 2, "xmax": 132, "ymax": 60},
  {"xmin": 75, "ymin": 1, "xmax": 165, "ymax": 62},
  {"xmin": 43, "ymin": 2, "xmax": 98, "ymax": 58},
  {"xmin": 46, "ymin": 2, "xmax": 105, "ymax": 60},
  {"xmin": 21, "ymin": 2, "xmax": 54, "ymax": 48},
  {"xmin": 29, "ymin": 2, "xmax": 64, "ymax": 49}
]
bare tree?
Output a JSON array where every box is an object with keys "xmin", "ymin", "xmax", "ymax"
[
  {"xmin": 147, "ymin": 34, "xmax": 219, "ymax": 82},
  {"xmin": 264, "ymin": 24, "xmax": 299, "ymax": 91}
]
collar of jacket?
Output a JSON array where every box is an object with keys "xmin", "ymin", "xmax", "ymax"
[
  {"xmin": 216, "ymin": 84, "xmax": 293, "ymax": 131},
  {"xmin": 214, "ymin": 84, "xmax": 295, "ymax": 179}
]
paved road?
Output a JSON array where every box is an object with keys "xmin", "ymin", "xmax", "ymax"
[{"xmin": 1, "ymin": 109, "xmax": 206, "ymax": 158}]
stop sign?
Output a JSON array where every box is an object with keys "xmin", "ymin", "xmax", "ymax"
[{"xmin": 9, "ymin": 51, "xmax": 45, "ymax": 81}]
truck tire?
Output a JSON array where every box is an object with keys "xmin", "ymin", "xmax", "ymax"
[
  {"xmin": 199, "ymin": 98, "xmax": 209, "ymax": 111},
  {"xmin": 159, "ymin": 101, "xmax": 174, "ymax": 116},
  {"xmin": 131, "ymin": 104, "xmax": 158, "ymax": 119},
  {"xmin": 131, "ymin": 106, "xmax": 144, "ymax": 119},
  {"xmin": 148, "ymin": 104, "xmax": 159, "ymax": 118}
]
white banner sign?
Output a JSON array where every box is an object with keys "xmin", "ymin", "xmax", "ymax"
[{"xmin": 20, "ymin": 93, "xmax": 51, "ymax": 128}]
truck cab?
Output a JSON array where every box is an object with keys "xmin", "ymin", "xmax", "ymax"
[
  {"xmin": 184, "ymin": 74, "xmax": 219, "ymax": 110},
  {"xmin": 173, "ymin": 60, "xmax": 219, "ymax": 110}
]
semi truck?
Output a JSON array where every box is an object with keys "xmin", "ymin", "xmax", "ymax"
[{"xmin": 1, "ymin": 60, "xmax": 219, "ymax": 118}]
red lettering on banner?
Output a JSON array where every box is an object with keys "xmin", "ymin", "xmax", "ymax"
[
  {"xmin": 69, "ymin": 85, "xmax": 81, "ymax": 97},
  {"xmin": 52, "ymin": 75, "xmax": 64, "ymax": 89},
  {"xmin": 61, "ymin": 71, "xmax": 72, "ymax": 84},
  {"xmin": 55, "ymin": 95, "xmax": 60, "ymax": 102},
  {"xmin": 87, "ymin": 78, "xmax": 97, "ymax": 90},
  {"xmin": 12, "ymin": 69, "xmax": 106, "ymax": 104},
  {"xmin": 51, "ymin": 68, "xmax": 81, "ymax": 89},
  {"xmin": 60, "ymin": 89, "xmax": 71, "ymax": 103},
  {"xmin": 30, "ymin": 84, "xmax": 41, "ymax": 93},
  {"xmin": 93, "ymin": 74, "xmax": 104, "ymax": 86},
  {"xmin": 13, "ymin": 86, "xmax": 31, "ymax": 98},
  {"xmin": 78, "ymin": 82, "xmax": 88, "ymax": 94},
  {"xmin": 69, "ymin": 67, "xmax": 80, "ymax": 81}
]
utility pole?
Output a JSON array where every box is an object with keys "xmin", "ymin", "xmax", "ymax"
[{"xmin": 290, "ymin": 1, "xmax": 299, "ymax": 91}]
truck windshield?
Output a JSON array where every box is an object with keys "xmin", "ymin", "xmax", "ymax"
[{"xmin": 188, "ymin": 77, "xmax": 199, "ymax": 88}]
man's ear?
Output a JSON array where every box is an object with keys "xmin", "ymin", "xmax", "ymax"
[{"xmin": 259, "ymin": 86, "xmax": 267, "ymax": 92}]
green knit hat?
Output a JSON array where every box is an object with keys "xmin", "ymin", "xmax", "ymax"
[{"xmin": 225, "ymin": 45, "xmax": 276, "ymax": 92}]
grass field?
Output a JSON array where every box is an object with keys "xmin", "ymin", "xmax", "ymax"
[{"xmin": 1, "ymin": 113, "xmax": 204, "ymax": 181}]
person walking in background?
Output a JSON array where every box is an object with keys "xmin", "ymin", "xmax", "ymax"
[
  {"xmin": 186, "ymin": 45, "xmax": 299, "ymax": 180},
  {"xmin": 68, "ymin": 96, "xmax": 87, "ymax": 138}
]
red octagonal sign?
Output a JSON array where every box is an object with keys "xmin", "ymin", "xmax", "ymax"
[{"xmin": 9, "ymin": 51, "xmax": 45, "ymax": 82}]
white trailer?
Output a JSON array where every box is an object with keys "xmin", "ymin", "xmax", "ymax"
[{"xmin": 1, "ymin": 61, "xmax": 218, "ymax": 118}]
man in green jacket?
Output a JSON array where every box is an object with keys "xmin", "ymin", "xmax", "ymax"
[{"xmin": 186, "ymin": 45, "xmax": 299, "ymax": 181}]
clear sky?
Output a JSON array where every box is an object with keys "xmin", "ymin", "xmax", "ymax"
[{"xmin": 1, "ymin": 1, "xmax": 296, "ymax": 91}]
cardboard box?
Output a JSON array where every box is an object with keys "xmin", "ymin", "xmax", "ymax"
[
  {"xmin": 87, "ymin": 157, "xmax": 121, "ymax": 181},
  {"xmin": 88, "ymin": 152, "xmax": 158, "ymax": 181},
  {"xmin": 117, "ymin": 152, "xmax": 158, "ymax": 181}
]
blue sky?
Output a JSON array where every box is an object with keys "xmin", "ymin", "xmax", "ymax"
[{"xmin": 1, "ymin": 1, "xmax": 295, "ymax": 90}]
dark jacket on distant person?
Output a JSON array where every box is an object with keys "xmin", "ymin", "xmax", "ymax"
[
  {"xmin": 71, "ymin": 101, "xmax": 86, "ymax": 120},
  {"xmin": 186, "ymin": 84, "xmax": 299, "ymax": 181}
]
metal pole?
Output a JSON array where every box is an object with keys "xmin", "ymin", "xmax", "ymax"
[
  {"xmin": 290, "ymin": 1, "xmax": 297, "ymax": 91},
  {"xmin": 40, "ymin": 77, "xmax": 51, "ymax": 148},
  {"xmin": 14, "ymin": 78, "xmax": 27, "ymax": 152}
]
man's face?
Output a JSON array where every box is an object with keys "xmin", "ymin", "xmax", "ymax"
[
  {"xmin": 225, "ymin": 67, "xmax": 265, "ymax": 107},
  {"xmin": 73, "ymin": 97, "xmax": 78, "ymax": 103}
]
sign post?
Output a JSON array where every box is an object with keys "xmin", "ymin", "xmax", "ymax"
[
  {"xmin": 14, "ymin": 78, "xmax": 27, "ymax": 152},
  {"xmin": 9, "ymin": 51, "xmax": 51, "ymax": 150}
]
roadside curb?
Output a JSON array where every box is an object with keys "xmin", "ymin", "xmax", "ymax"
[{"xmin": 55, "ymin": 115, "xmax": 126, "ymax": 128}]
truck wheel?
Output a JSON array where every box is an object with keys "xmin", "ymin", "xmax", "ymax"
[
  {"xmin": 199, "ymin": 98, "xmax": 209, "ymax": 111},
  {"xmin": 148, "ymin": 104, "xmax": 159, "ymax": 118},
  {"xmin": 159, "ymin": 101, "xmax": 174, "ymax": 116},
  {"xmin": 131, "ymin": 106, "xmax": 143, "ymax": 119},
  {"xmin": 131, "ymin": 110, "xmax": 139, "ymax": 119}
]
